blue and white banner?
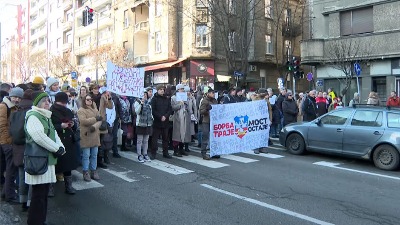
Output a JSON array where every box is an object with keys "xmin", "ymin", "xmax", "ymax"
[
  {"xmin": 106, "ymin": 61, "xmax": 145, "ymax": 97},
  {"xmin": 209, "ymin": 100, "xmax": 270, "ymax": 156}
]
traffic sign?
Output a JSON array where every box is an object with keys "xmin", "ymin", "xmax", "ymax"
[
  {"xmin": 354, "ymin": 63, "xmax": 361, "ymax": 76},
  {"xmin": 234, "ymin": 71, "xmax": 243, "ymax": 77},
  {"xmin": 71, "ymin": 71, "xmax": 77, "ymax": 80},
  {"xmin": 85, "ymin": 77, "xmax": 91, "ymax": 83},
  {"xmin": 277, "ymin": 78, "xmax": 284, "ymax": 89},
  {"xmin": 316, "ymin": 79, "xmax": 324, "ymax": 87},
  {"xmin": 306, "ymin": 72, "xmax": 313, "ymax": 81}
]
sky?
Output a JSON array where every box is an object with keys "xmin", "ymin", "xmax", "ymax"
[{"xmin": 0, "ymin": 0, "xmax": 24, "ymax": 44}]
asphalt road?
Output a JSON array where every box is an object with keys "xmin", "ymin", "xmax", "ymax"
[{"xmin": 12, "ymin": 141, "xmax": 400, "ymax": 225}]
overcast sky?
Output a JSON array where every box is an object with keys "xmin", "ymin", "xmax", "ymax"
[{"xmin": 0, "ymin": 0, "xmax": 23, "ymax": 44}]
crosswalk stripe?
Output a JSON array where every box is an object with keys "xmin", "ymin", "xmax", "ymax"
[
  {"xmin": 119, "ymin": 151, "xmax": 194, "ymax": 175},
  {"xmin": 167, "ymin": 150, "xmax": 229, "ymax": 168},
  {"xmin": 101, "ymin": 168, "xmax": 137, "ymax": 182},
  {"xmin": 71, "ymin": 170, "xmax": 104, "ymax": 190},
  {"xmin": 243, "ymin": 151, "xmax": 284, "ymax": 159},
  {"xmin": 220, "ymin": 154, "xmax": 259, "ymax": 163}
]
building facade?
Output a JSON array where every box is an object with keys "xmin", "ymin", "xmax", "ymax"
[{"xmin": 301, "ymin": 0, "xmax": 400, "ymax": 104}]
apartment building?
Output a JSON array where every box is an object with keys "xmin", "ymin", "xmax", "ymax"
[{"xmin": 301, "ymin": 0, "xmax": 400, "ymax": 103}]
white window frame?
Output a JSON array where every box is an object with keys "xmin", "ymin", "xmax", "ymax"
[
  {"xmin": 155, "ymin": 31, "xmax": 162, "ymax": 53},
  {"xmin": 228, "ymin": 31, "xmax": 236, "ymax": 52},
  {"xmin": 196, "ymin": 25, "xmax": 209, "ymax": 47},
  {"xmin": 265, "ymin": 0, "xmax": 272, "ymax": 18},
  {"xmin": 228, "ymin": 0, "xmax": 236, "ymax": 15},
  {"xmin": 265, "ymin": 35, "xmax": 273, "ymax": 55},
  {"xmin": 124, "ymin": 10, "xmax": 129, "ymax": 28}
]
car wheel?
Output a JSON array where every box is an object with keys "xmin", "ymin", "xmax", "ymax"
[
  {"xmin": 286, "ymin": 133, "xmax": 305, "ymax": 155},
  {"xmin": 373, "ymin": 145, "xmax": 400, "ymax": 171}
]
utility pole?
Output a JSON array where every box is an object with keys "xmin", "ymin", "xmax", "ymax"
[{"xmin": 96, "ymin": 11, "xmax": 99, "ymax": 84}]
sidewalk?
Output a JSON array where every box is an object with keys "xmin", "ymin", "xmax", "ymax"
[{"xmin": 0, "ymin": 202, "xmax": 23, "ymax": 225}]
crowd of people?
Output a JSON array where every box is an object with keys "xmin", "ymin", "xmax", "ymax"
[{"xmin": 0, "ymin": 77, "xmax": 399, "ymax": 225}]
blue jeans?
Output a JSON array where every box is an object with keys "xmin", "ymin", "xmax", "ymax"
[{"xmin": 82, "ymin": 147, "xmax": 98, "ymax": 171}]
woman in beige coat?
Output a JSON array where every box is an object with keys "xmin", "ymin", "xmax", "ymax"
[
  {"xmin": 171, "ymin": 84, "xmax": 191, "ymax": 157},
  {"xmin": 186, "ymin": 86, "xmax": 198, "ymax": 150},
  {"xmin": 77, "ymin": 95, "xmax": 103, "ymax": 181}
]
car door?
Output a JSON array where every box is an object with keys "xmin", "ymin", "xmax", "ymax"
[
  {"xmin": 342, "ymin": 110, "xmax": 385, "ymax": 156},
  {"xmin": 307, "ymin": 109, "xmax": 353, "ymax": 153}
]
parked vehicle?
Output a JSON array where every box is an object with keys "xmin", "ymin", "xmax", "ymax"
[{"xmin": 279, "ymin": 105, "xmax": 400, "ymax": 170}]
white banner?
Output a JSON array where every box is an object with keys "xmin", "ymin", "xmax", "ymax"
[
  {"xmin": 153, "ymin": 71, "xmax": 168, "ymax": 84},
  {"xmin": 209, "ymin": 100, "xmax": 270, "ymax": 156},
  {"xmin": 106, "ymin": 61, "xmax": 145, "ymax": 97}
]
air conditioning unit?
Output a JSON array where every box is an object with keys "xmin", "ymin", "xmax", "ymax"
[{"xmin": 249, "ymin": 65, "xmax": 257, "ymax": 72}]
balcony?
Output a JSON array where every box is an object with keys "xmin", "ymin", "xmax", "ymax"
[
  {"xmin": 63, "ymin": 0, "xmax": 73, "ymax": 10},
  {"xmin": 282, "ymin": 22, "xmax": 302, "ymax": 38},
  {"xmin": 31, "ymin": 43, "xmax": 46, "ymax": 54},
  {"xmin": 75, "ymin": 45, "xmax": 91, "ymax": 56},
  {"xmin": 134, "ymin": 21, "xmax": 149, "ymax": 33},
  {"xmin": 30, "ymin": 13, "xmax": 46, "ymax": 29},
  {"xmin": 91, "ymin": 0, "xmax": 111, "ymax": 10},
  {"xmin": 134, "ymin": 55, "xmax": 149, "ymax": 65},
  {"xmin": 63, "ymin": 21, "xmax": 73, "ymax": 31},
  {"xmin": 75, "ymin": 16, "xmax": 113, "ymax": 37},
  {"xmin": 133, "ymin": 0, "xmax": 149, "ymax": 8},
  {"xmin": 300, "ymin": 39, "xmax": 324, "ymax": 65},
  {"xmin": 62, "ymin": 43, "xmax": 72, "ymax": 52},
  {"xmin": 31, "ymin": 28, "xmax": 47, "ymax": 41}
]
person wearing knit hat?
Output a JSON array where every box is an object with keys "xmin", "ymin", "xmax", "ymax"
[
  {"xmin": 9, "ymin": 87, "xmax": 24, "ymax": 99},
  {"xmin": 32, "ymin": 76, "xmax": 45, "ymax": 85},
  {"xmin": 45, "ymin": 77, "xmax": 60, "ymax": 104},
  {"xmin": 176, "ymin": 84, "xmax": 184, "ymax": 90},
  {"xmin": 54, "ymin": 92, "xmax": 69, "ymax": 104},
  {"xmin": 156, "ymin": 84, "xmax": 166, "ymax": 91},
  {"xmin": 32, "ymin": 91, "xmax": 50, "ymax": 107}
]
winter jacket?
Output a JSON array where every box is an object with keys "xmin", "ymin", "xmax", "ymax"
[
  {"xmin": 276, "ymin": 94, "xmax": 285, "ymax": 112},
  {"xmin": 199, "ymin": 96, "xmax": 218, "ymax": 124},
  {"xmin": 90, "ymin": 92, "xmax": 102, "ymax": 110},
  {"xmin": 134, "ymin": 100, "xmax": 153, "ymax": 127},
  {"xmin": 315, "ymin": 97, "xmax": 328, "ymax": 117},
  {"xmin": 187, "ymin": 96, "xmax": 198, "ymax": 136},
  {"xmin": 387, "ymin": 97, "xmax": 400, "ymax": 107},
  {"xmin": 77, "ymin": 105, "xmax": 102, "ymax": 148},
  {"xmin": 24, "ymin": 107, "xmax": 64, "ymax": 185},
  {"xmin": 119, "ymin": 97, "xmax": 132, "ymax": 124},
  {"xmin": 0, "ymin": 90, "xmax": 9, "ymax": 102},
  {"xmin": 282, "ymin": 98, "xmax": 298, "ymax": 126},
  {"xmin": 223, "ymin": 95, "xmax": 237, "ymax": 104},
  {"xmin": 112, "ymin": 93, "xmax": 122, "ymax": 120},
  {"xmin": 0, "ymin": 97, "xmax": 17, "ymax": 145},
  {"xmin": 349, "ymin": 98, "xmax": 360, "ymax": 107},
  {"xmin": 171, "ymin": 95, "xmax": 191, "ymax": 143},
  {"xmin": 151, "ymin": 93, "xmax": 172, "ymax": 128},
  {"xmin": 302, "ymin": 96, "xmax": 317, "ymax": 122},
  {"xmin": 367, "ymin": 92, "xmax": 380, "ymax": 105},
  {"xmin": 50, "ymin": 103, "xmax": 79, "ymax": 173}
]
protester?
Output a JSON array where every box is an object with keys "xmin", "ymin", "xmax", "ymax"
[
  {"xmin": 118, "ymin": 94, "xmax": 133, "ymax": 152},
  {"xmin": 0, "ymin": 87, "xmax": 23, "ymax": 204},
  {"xmin": 110, "ymin": 92, "xmax": 122, "ymax": 158},
  {"xmin": 302, "ymin": 90, "xmax": 317, "ymax": 122},
  {"xmin": 29, "ymin": 76, "xmax": 45, "ymax": 91},
  {"xmin": 66, "ymin": 88, "xmax": 79, "ymax": 114},
  {"xmin": 45, "ymin": 77, "xmax": 60, "ymax": 104},
  {"xmin": 327, "ymin": 88, "xmax": 336, "ymax": 103},
  {"xmin": 223, "ymin": 87, "xmax": 237, "ymax": 104},
  {"xmin": 349, "ymin": 92, "xmax": 360, "ymax": 107},
  {"xmin": 282, "ymin": 90, "xmax": 298, "ymax": 126},
  {"xmin": 367, "ymin": 91, "xmax": 380, "ymax": 105},
  {"xmin": 328, "ymin": 97, "xmax": 344, "ymax": 112},
  {"xmin": 76, "ymin": 86, "xmax": 88, "ymax": 109},
  {"xmin": 89, "ymin": 84, "xmax": 101, "ymax": 109},
  {"xmin": 97, "ymin": 87, "xmax": 114, "ymax": 167},
  {"xmin": 0, "ymin": 83, "xmax": 12, "ymax": 100},
  {"xmin": 386, "ymin": 91, "xmax": 400, "ymax": 107},
  {"xmin": 25, "ymin": 91, "xmax": 66, "ymax": 225},
  {"xmin": 77, "ymin": 95, "xmax": 103, "ymax": 181},
  {"xmin": 252, "ymin": 88, "xmax": 272, "ymax": 154},
  {"xmin": 315, "ymin": 91, "xmax": 328, "ymax": 116},
  {"xmin": 171, "ymin": 84, "xmax": 191, "ymax": 157},
  {"xmin": 151, "ymin": 85, "xmax": 173, "ymax": 159},
  {"xmin": 276, "ymin": 88, "xmax": 286, "ymax": 130},
  {"xmin": 199, "ymin": 88, "xmax": 218, "ymax": 160},
  {"xmin": 187, "ymin": 87, "xmax": 198, "ymax": 147},
  {"xmin": 134, "ymin": 91, "xmax": 153, "ymax": 163}
]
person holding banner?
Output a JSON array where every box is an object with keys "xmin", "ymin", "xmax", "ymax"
[
  {"xmin": 171, "ymin": 84, "xmax": 191, "ymax": 157},
  {"xmin": 252, "ymin": 88, "xmax": 273, "ymax": 154},
  {"xmin": 199, "ymin": 88, "xmax": 218, "ymax": 160}
]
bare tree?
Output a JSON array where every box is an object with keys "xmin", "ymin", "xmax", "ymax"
[
  {"xmin": 324, "ymin": 38, "xmax": 371, "ymax": 96},
  {"xmin": 11, "ymin": 44, "xmax": 32, "ymax": 83},
  {"xmin": 49, "ymin": 51, "xmax": 82, "ymax": 82}
]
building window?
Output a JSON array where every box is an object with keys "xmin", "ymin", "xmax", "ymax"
[
  {"xmin": 49, "ymin": 23, "xmax": 53, "ymax": 32},
  {"xmin": 228, "ymin": 31, "xmax": 236, "ymax": 52},
  {"xmin": 196, "ymin": 25, "xmax": 208, "ymax": 47},
  {"xmin": 155, "ymin": 0, "xmax": 162, "ymax": 17},
  {"xmin": 57, "ymin": 38, "xmax": 61, "ymax": 49},
  {"xmin": 123, "ymin": 41, "xmax": 128, "ymax": 49},
  {"xmin": 340, "ymin": 7, "xmax": 373, "ymax": 36},
  {"xmin": 57, "ymin": 18, "xmax": 61, "ymax": 28},
  {"xmin": 284, "ymin": 8, "xmax": 291, "ymax": 26},
  {"xmin": 66, "ymin": 32, "xmax": 72, "ymax": 43},
  {"xmin": 265, "ymin": 0, "xmax": 272, "ymax": 18},
  {"xmin": 196, "ymin": 0, "xmax": 207, "ymax": 7},
  {"xmin": 228, "ymin": 0, "xmax": 236, "ymax": 15},
  {"xmin": 285, "ymin": 40, "xmax": 292, "ymax": 60},
  {"xmin": 124, "ymin": 10, "xmax": 129, "ymax": 28},
  {"xmin": 155, "ymin": 31, "xmax": 162, "ymax": 52},
  {"xmin": 265, "ymin": 35, "xmax": 273, "ymax": 54}
]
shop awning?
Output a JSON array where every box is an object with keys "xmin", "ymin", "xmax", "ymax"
[{"xmin": 144, "ymin": 58, "xmax": 186, "ymax": 71}]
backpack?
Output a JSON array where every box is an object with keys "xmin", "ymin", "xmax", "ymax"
[{"xmin": 9, "ymin": 108, "xmax": 29, "ymax": 145}]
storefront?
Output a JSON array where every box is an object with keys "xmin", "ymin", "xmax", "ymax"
[
  {"xmin": 144, "ymin": 58, "xmax": 186, "ymax": 87},
  {"xmin": 188, "ymin": 60, "xmax": 215, "ymax": 90}
]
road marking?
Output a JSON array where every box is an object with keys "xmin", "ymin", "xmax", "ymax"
[
  {"xmin": 313, "ymin": 161, "xmax": 400, "ymax": 181},
  {"xmin": 101, "ymin": 168, "xmax": 137, "ymax": 182},
  {"xmin": 187, "ymin": 147, "xmax": 258, "ymax": 163},
  {"xmin": 243, "ymin": 151, "xmax": 284, "ymax": 159},
  {"xmin": 168, "ymin": 150, "xmax": 229, "ymax": 168},
  {"xmin": 71, "ymin": 170, "xmax": 104, "ymax": 190},
  {"xmin": 267, "ymin": 146, "xmax": 285, "ymax": 151},
  {"xmin": 119, "ymin": 151, "xmax": 193, "ymax": 175},
  {"xmin": 201, "ymin": 184, "xmax": 335, "ymax": 225}
]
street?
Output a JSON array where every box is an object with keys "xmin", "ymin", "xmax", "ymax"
[{"xmin": 7, "ymin": 140, "xmax": 400, "ymax": 225}]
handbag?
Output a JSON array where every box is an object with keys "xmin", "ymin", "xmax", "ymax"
[
  {"xmin": 24, "ymin": 118, "xmax": 51, "ymax": 175},
  {"xmin": 99, "ymin": 121, "xmax": 108, "ymax": 131}
]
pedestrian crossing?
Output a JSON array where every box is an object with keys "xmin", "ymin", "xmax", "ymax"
[{"xmin": 70, "ymin": 143, "xmax": 286, "ymax": 190}]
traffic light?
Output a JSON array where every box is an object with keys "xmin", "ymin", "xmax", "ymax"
[
  {"xmin": 87, "ymin": 7, "xmax": 94, "ymax": 25},
  {"xmin": 292, "ymin": 57, "xmax": 301, "ymax": 79},
  {"xmin": 286, "ymin": 61, "xmax": 293, "ymax": 71},
  {"xmin": 82, "ymin": 9, "xmax": 88, "ymax": 26}
]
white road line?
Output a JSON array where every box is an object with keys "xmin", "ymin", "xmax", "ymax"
[
  {"xmin": 101, "ymin": 168, "xmax": 137, "ymax": 182},
  {"xmin": 71, "ymin": 170, "xmax": 104, "ymax": 190},
  {"xmin": 313, "ymin": 161, "xmax": 400, "ymax": 181},
  {"xmin": 243, "ymin": 151, "xmax": 284, "ymax": 159},
  {"xmin": 119, "ymin": 151, "xmax": 193, "ymax": 175},
  {"xmin": 267, "ymin": 146, "xmax": 286, "ymax": 151},
  {"xmin": 167, "ymin": 150, "xmax": 229, "ymax": 168},
  {"xmin": 201, "ymin": 184, "xmax": 335, "ymax": 225},
  {"xmin": 188, "ymin": 147, "xmax": 258, "ymax": 163}
]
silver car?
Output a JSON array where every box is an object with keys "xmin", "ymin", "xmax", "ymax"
[{"xmin": 279, "ymin": 106, "xmax": 400, "ymax": 170}]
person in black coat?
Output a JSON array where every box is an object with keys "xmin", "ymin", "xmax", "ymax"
[
  {"xmin": 111, "ymin": 93, "xmax": 122, "ymax": 158},
  {"xmin": 282, "ymin": 91, "xmax": 298, "ymax": 126},
  {"xmin": 50, "ymin": 92, "xmax": 79, "ymax": 195},
  {"xmin": 303, "ymin": 90, "xmax": 318, "ymax": 122},
  {"xmin": 223, "ymin": 88, "xmax": 237, "ymax": 104},
  {"xmin": 150, "ymin": 85, "xmax": 173, "ymax": 159}
]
